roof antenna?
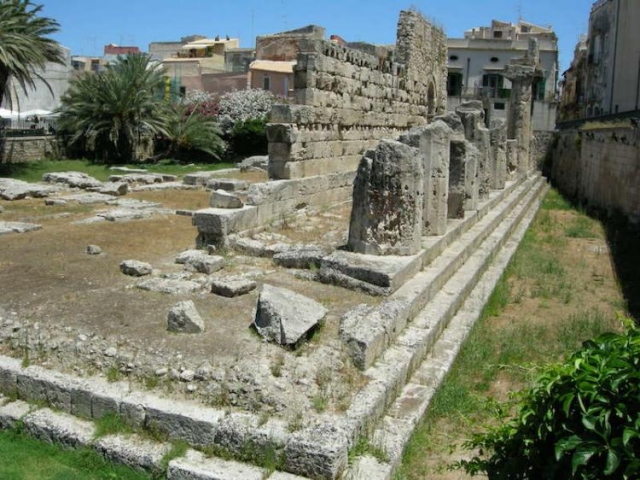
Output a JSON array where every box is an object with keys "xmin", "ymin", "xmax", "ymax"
[{"xmin": 517, "ymin": 1, "xmax": 523, "ymax": 22}]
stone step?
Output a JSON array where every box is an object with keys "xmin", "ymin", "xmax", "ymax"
[
  {"xmin": 340, "ymin": 174, "xmax": 544, "ymax": 370},
  {"xmin": 342, "ymin": 177, "xmax": 548, "ymax": 439},
  {"xmin": 0, "ymin": 397, "xmax": 309, "ymax": 480},
  {"xmin": 318, "ymin": 173, "xmax": 529, "ymax": 295},
  {"xmin": 345, "ymin": 181, "xmax": 550, "ymax": 479}
]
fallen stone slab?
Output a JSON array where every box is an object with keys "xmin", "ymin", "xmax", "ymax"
[
  {"xmin": 206, "ymin": 178, "xmax": 249, "ymax": 192},
  {"xmin": 106, "ymin": 198, "xmax": 162, "ymax": 209},
  {"xmin": 183, "ymin": 172, "xmax": 218, "ymax": 186},
  {"xmin": 184, "ymin": 255, "xmax": 225, "ymax": 275},
  {"xmin": 209, "ymin": 189, "xmax": 244, "ymax": 209},
  {"xmin": 168, "ymin": 301, "xmax": 205, "ymax": 333},
  {"xmin": 131, "ymin": 182, "xmax": 198, "ymax": 192},
  {"xmin": 108, "ymin": 173, "xmax": 167, "ymax": 184},
  {"xmin": 175, "ymin": 249, "xmax": 206, "ymax": 265},
  {"xmin": 59, "ymin": 192, "xmax": 113, "ymax": 205},
  {"xmin": 86, "ymin": 245, "xmax": 102, "ymax": 255},
  {"xmin": 0, "ymin": 221, "xmax": 42, "ymax": 236},
  {"xmin": 45, "ymin": 198, "xmax": 68, "ymax": 206},
  {"xmin": 96, "ymin": 208, "xmax": 155, "ymax": 222},
  {"xmin": 120, "ymin": 260, "xmax": 153, "ymax": 277},
  {"xmin": 237, "ymin": 155, "xmax": 268, "ymax": 172},
  {"xmin": 319, "ymin": 250, "xmax": 422, "ymax": 293},
  {"xmin": 42, "ymin": 171, "xmax": 102, "ymax": 189},
  {"xmin": 273, "ymin": 246, "xmax": 327, "ymax": 269},
  {"xmin": 97, "ymin": 181, "xmax": 128, "ymax": 196},
  {"xmin": 0, "ymin": 180, "xmax": 59, "ymax": 200},
  {"xmin": 253, "ymin": 285, "xmax": 327, "ymax": 346},
  {"xmin": 137, "ymin": 278, "xmax": 202, "ymax": 295},
  {"xmin": 232, "ymin": 237, "xmax": 291, "ymax": 258},
  {"xmin": 211, "ymin": 278, "xmax": 257, "ymax": 298}
]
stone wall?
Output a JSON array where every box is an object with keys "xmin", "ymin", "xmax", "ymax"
[
  {"xmin": 552, "ymin": 126, "xmax": 640, "ymax": 222},
  {"xmin": 266, "ymin": 10, "xmax": 447, "ymax": 180},
  {"xmin": 0, "ymin": 136, "xmax": 59, "ymax": 163}
]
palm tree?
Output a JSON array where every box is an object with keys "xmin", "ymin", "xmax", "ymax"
[
  {"xmin": 0, "ymin": 0, "xmax": 64, "ymax": 107},
  {"xmin": 57, "ymin": 54, "xmax": 169, "ymax": 163},
  {"xmin": 161, "ymin": 103, "xmax": 225, "ymax": 162}
]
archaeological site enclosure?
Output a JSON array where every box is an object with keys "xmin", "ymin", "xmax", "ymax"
[{"xmin": 0, "ymin": 10, "xmax": 549, "ymax": 480}]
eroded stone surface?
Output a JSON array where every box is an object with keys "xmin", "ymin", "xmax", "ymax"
[
  {"xmin": 211, "ymin": 278, "xmax": 257, "ymax": 298},
  {"xmin": 120, "ymin": 260, "xmax": 153, "ymax": 277},
  {"xmin": 348, "ymin": 139, "xmax": 424, "ymax": 256},
  {"xmin": 168, "ymin": 301, "xmax": 205, "ymax": 334},
  {"xmin": 254, "ymin": 285, "xmax": 327, "ymax": 346}
]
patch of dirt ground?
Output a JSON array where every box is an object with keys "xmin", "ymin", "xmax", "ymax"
[{"xmin": 0, "ymin": 184, "xmax": 374, "ymax": 426}]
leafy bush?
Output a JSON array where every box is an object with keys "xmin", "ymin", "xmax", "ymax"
[
  {"xmin": 156, "ymin": 104, "xmax": 225, "ymax": 163},
  {"xmin": 227, "ymin": 118, "xmax": 268, "ymax": 157},
  {"xmin": 457, "ymin": 322, "xmax": 640, "ymax": 479}
]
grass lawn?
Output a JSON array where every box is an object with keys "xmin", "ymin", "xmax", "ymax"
[
  {"xmin": 396, "ymin": 188, "xmax": 627, "ymax": 479},
  {"xmin": 0, "ymin": 427, "xmax": 151, "ymax": 480},
  {"xmin": 0, "ymin": 159, "xmax": 236, "ymax": 183}
]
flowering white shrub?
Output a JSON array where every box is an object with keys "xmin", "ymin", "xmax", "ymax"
[{"xmin": 218, "ymin": 89, "xmax": 280, "ymax": 133}]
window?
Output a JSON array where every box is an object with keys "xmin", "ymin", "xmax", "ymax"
[
  {"xmin": 262, "ymin": 74, "xmax": 270, "ymax": 91},
  {"xmin": 521, "ymin": 26, "xmax": 530, "ymax": 33},
  {"xmin": 493, "ymin": 31, "xmax": 503, "ymax": 39},
  {"xmin": 482, "ymin": 73, "xmax": 504, "ymax": 98},
  {"xmin": 490, "ymin": 56, "xmax": 500, "ymax": 63},
  {"xmin": 283, "ymin": 76, "xmax": 290, "ymax": 96},
  {"xmin": 449, "ymin": 55, "xmax": 459, "ymax": 61},
  {"xmin": 447, "ymin": 72, "xmax": 463, "ymax": 96},
  {"xmin": 494, "ymin": 102, "xmax": 506, "ymax": 110},
  {"xmin": 179, "ymin": 86, "xmax": 186, "ymax": 97}
]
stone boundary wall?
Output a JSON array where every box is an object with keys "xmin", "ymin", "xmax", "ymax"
[
  {"xmin": 266, "ymin": 11, "xmax": 447, "ymax": 180},
  {"xmin": 552, "ymin": 126, "xmax": 640, "ymax": 222},
  {"xmin": 0, "ymin": 136, "xmax": 59, "ymax": 163}
]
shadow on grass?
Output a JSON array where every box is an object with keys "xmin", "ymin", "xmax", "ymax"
[{"xmin": 602, "ymin": 213, "xmax": 640, "ymax": 322}]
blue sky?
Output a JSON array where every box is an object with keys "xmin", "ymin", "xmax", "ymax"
[{"xmin": 41, "ymin": 0, "xmax": 593, "ymax": 72}]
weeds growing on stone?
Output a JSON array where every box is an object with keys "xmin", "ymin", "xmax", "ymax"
[{"xmin": 94, "ymin": 413, "xmax": 134, "ymax": 439}]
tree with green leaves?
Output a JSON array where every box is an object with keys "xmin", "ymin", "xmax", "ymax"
[
  {"xmin": 0, "ymin": 0, "xmax": 64, "ymax": 107},
  {"xmin": 57, "ymin": 54, "xmax": 169, "ymax": 163},
  {"xmin": 160, "ymin": 103, "xmax": 225, "ymax": 163}
]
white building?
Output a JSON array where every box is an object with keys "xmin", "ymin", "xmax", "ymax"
[
  {"xmin": 447, "ymin": 20, "xmax": 559, "ymax": 131},
  {"xmin": 1, "ymin": 46, "xmax": 72, "ymax": 114}
]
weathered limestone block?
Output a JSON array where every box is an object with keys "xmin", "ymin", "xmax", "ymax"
[
  {"xmin": 489, "ymin": 120, "xmax": 508, "ymax": 189},
  {"xmin": 456, "ymin": 102, "xmax": 491, "ymax": 200},
  {"xmin": 253, "ymin": 285, "xmax": 327, "ymax": 346},
  {"xmin": 348, "ymin": 139, "xmax": 424, "ymax": 255},
  {"xmin": 120, "ymin": 260, "xmax": 153, "ymax": 277},
  {"xmin": 448, "ymin": 140, "xmax": 479, "ymax": 218},
  {"xmin": 211, "ymin": 278, "xmax": 257, "ymax": 298},
  {"xmin": 433, "ymin": 112, "xmax": 465, "ymax": 140},
  {"xmin": 209, "ymin": 190, "xmax": 244, "ymax": 209},
  {"xmin": 399, "ymin": 120, "xmax": 451, "ymax": 236},
  {"xmin": 206, "ymin": 179, "xmax": 249, "ymax": 192},
  {"xmin": 506, "ymin": 139, "xmax": 519, "ymax": 178},
  {"xmin": 167, "ymin": 301, "xmax": 204, "ymax": 334},
  {"xmin": 504, "ymin": 63, "xmax": 535, "ymax": 174}
]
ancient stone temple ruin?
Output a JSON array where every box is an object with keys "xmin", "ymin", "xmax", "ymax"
[{"xmin": 0, "ymin": 10, "xmax": 548, "ymax": 480}]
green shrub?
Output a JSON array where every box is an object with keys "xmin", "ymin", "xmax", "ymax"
[
  {"xmin": 457, "ymin": 322, "xmax": 640, "ymax": 479},
  {"xmin": 227, "ymin": 118, "xmax": 268, "ymax": 157}
]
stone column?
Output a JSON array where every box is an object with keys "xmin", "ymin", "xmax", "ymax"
[
  {"xmin": 456, "ymin": 101, "xmax": 491, "ymax": 200},
  {"xmin": 504, "ymin": 64, "xmax": 535, "ymax": 174},
  {"xmin": 348, "ymin": 139, "xmax": 424, "ymax": 256},
  {"xmin": 489, "ymin": 119, "xmax": 507, "ymax": 189},
  {"xmin": 448, "ymin": 139, "xmax": 479, "ymax": 218},
  {"xmin": 399, "ymin": 121, "xmax": 451, "ymax": 236}
]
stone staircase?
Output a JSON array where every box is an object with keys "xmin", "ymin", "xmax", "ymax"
[{"xmin": 0, "ymin": 173, "xmax": 549, "ymax": 479}]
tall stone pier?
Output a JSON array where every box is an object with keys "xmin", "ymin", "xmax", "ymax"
[
  {"xmin": 504, "ymin": 64, "xmax": 535, "ymax": 174},
  {"xmin": 347, "ymin": 139, "xmax": 424, "ymax": 255}
]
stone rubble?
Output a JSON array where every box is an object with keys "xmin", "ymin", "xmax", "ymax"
[
  {"xmin": 120, "ymin": 260, "xmax": 153, "ymax": 277},
  {"xmin": 168, "ymin": 301, "xmax": 205, "ymax": 334},
  {"xmin": 253, "ymin": 285, "xmax": 327, "ymax": 347}
]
